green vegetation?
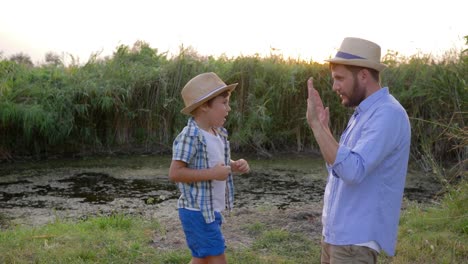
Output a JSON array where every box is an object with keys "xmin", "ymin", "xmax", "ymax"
[
  {"xmin": 0, "ymin": 36, "xmax": 466, "ymax": 263},
  {"xmin": 0, "ymin": 213, "xmax": 188, "ymax": 263},
  {"xmin": 1, "ymin": 39, "xmax": 466, "ymax": 184},
  {"xmin": 1, "ymin": 181, "xmax": 466, "ymax": 263},
  {"xmin": 381, "ymin": 180, "xmax": 468, "ymax": 264}
]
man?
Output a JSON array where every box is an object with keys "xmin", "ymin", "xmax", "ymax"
[{"xmin": 306, "ymin": 37, "xmax": 411, "ymax": 263}]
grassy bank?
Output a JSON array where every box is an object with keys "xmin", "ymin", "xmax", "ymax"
[
  {"xmin": 386, "ymin": 180, "xmax": 468, "ymax": 263},
  {"xmin": 1, "ymin": 181, "xmax": 466, "ymax": 264}
]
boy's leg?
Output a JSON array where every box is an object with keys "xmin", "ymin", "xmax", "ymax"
[
  {"xmin": 179, "ymin": 209, "xmax": 226, "ymax": 262},
  {"xmin": 191, "ymin": 253, "xmax": 227, "ymax": 264}
]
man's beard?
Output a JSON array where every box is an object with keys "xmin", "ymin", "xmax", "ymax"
[{"xmin": 344, "ymin": 76, "xmax": 366, "ymax": 108}]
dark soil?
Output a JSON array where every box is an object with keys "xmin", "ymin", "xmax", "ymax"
[{"xmin": 0, "ymin": 155, "xmax": 442, "ymax": 250}]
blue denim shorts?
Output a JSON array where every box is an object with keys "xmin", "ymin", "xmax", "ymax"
[{"xmin": 178, "ymin": 208, "xmax": 225, "ymax": 258}]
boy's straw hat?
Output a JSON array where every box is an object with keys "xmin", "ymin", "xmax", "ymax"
[
  {"xmin": 325, "ymin": 37, "xmax": 387, "ymax": 72},
  {"xmin": 181, "ymin": 72, "xmax": 238, "ymax": 115}
]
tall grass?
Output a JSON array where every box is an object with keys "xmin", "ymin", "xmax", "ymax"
[
  {"xmin": 383, "ymin": 46, "xmax": 467, "ymax": 185},
  {"xmin": 0, "ymin": 39, "xmax": 466, "ymax": 182},
  {"xmin": 380, "ymin": 180, "xmax": 468, "ymax": 264}
]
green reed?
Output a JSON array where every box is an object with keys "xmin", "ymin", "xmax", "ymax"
[{"xmin": 0, "ymin": 39, "xmax": 466, "ymax": 183}]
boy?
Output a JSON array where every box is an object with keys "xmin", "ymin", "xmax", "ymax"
[{"xmin": 169, "ymin": 72, "xmax": 250, "ymax": 264}]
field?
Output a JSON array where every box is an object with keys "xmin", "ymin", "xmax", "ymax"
[{"xmin": 1, "ymin": 37, "xmax": 467, "ymax": 263}]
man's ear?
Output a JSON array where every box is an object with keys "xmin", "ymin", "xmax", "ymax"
[{"xmin": 359, "ymin": 68, "xmax": 370, "ymax": 82}]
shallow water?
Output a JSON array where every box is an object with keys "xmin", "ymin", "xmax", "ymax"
[{"xmin": 0, "ymin": 154, "xmax": 442, "ymax": 227}]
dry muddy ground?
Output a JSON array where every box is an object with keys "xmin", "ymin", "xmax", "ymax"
[{"xmin": 0, "ymin": 155, "xmax": 442, "ymax": 250}]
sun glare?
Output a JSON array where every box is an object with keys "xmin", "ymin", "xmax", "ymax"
[{"xmin": 0, "ymin": 0, "xmax": 466, "ymax": 64}]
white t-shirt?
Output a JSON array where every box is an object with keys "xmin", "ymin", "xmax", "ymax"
[{"xmin": 200, "ymin": 128, "xmax": 226, "ymax": 212}]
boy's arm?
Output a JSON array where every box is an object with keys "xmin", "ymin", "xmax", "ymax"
[{"xmin": 169, "ymin": 160, "xmax": 231, "ymax": 183}]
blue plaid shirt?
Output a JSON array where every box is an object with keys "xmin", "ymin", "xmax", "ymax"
[{"xmin": 172, "ymin": 117, "xmax": 234, "ymax": 223}]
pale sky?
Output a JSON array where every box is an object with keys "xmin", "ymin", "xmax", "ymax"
[{"xmin": 1, "ymin": 0, "xmax": 466, "ymax": 64}]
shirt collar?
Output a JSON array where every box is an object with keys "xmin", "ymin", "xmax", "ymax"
[
  {"xmin": 186, "ymin": 117, "xmax": 228, "ymax": 138},
  {"xmin": 187, "ymin": 117, "xmax": 198, "ymax": 128},
  {"xmin": 356, "ymin": 87, "xmax": 389, "ymax": 114},
  {"xmin": 186, "ymin": 117, "xmax": 202, "ymax": 138}
]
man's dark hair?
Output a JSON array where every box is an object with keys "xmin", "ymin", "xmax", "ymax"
[{"xmin": 330, "ymin": 63, "xmax": 380, "ymax": 83}]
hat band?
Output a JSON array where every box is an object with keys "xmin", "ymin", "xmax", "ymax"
[
  {"xmin": 192, "ymin": 84, "xmax": 227, "ymax": 105},
  {"xmin": 336, "ymin": 51, "xmax": 365, "ymax": 60}
]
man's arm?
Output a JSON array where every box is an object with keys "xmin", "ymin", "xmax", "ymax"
[{"xmin": 306, "ymin": 77, "xmax": 339, "ymax": 165}]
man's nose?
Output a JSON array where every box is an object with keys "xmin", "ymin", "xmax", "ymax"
[{"xmin": 332, "ymin": 81, "xmax": 339, "ymax": 92}]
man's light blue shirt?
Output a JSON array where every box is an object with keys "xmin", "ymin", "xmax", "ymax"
[{"xmin": 322, "ymin": 87, "xmax": 411, "ymax": 256}]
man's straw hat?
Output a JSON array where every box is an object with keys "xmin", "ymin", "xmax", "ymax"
[
  {"xmin": 325, "ymin": 37, "xmax": 387, "ymax": 72},
  {"xmin": 181, "ymin": 72, "xmax": 237, "ymax": 115}
]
